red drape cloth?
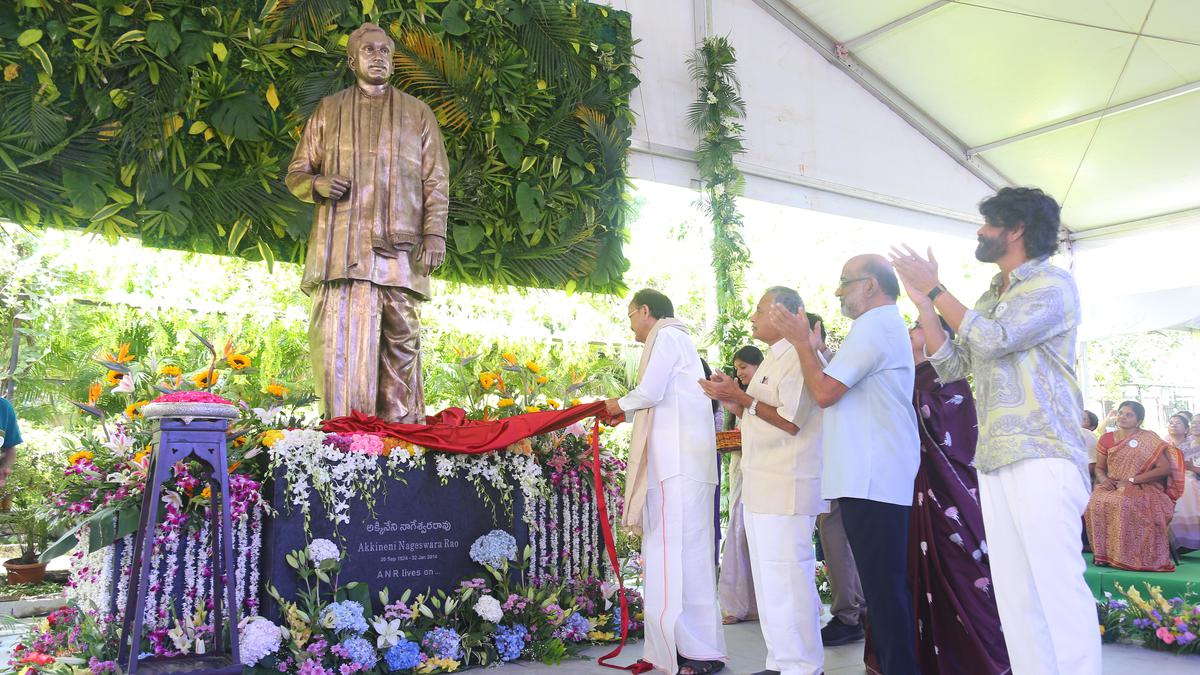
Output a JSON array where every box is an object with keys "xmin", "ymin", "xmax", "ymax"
[{"xmin": 319, "ymin": 403, "xmax": 611, "ymax": 452}]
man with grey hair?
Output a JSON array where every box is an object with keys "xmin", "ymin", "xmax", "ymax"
[
  {"xmin": 769, "ymin": 256, "xmax": 921, "ymax": 675},
  {"xmin": 287, "ymin": 22, "xmax": 449, "ymax": 423},
  {"xmin": 702, "ymin": 286, "xmax": 827, "ymax": 675}
]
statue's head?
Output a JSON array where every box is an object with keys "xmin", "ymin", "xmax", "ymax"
[{"xmin": 347, "ymin": 23, "xmax": 395, "ymax": 86}]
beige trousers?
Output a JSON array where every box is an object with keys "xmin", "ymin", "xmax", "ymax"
[{"xmin": 309, "ymin": 280, "xmax": 424, "ymax": 423}]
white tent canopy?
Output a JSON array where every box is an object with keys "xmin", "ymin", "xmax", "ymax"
[{"xmin": 611, "ymin": 0, "xmax": 1200, "ymax": 339}]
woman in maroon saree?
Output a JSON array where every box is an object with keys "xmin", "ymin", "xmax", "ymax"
[{"xmin": 902, "ymin": 320, "xmax": 1009, "ymax": 674}]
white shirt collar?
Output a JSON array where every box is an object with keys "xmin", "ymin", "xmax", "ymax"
[{"xmin": 768, "ymin": 339, "xmax": 791, "ymax": 356}]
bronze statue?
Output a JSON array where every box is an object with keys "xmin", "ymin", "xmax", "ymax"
[{"xmin": 286, "ymin": 23, "xmax": 449, "ymax": 423}]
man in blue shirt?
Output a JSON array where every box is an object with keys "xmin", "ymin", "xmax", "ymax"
[{"xmin": 0, "ymin": 396, "xmax": 22, "ymax": 489}]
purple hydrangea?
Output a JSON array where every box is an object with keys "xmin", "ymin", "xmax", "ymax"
[
  {"xmin": 337, "ymin": 636, "xmax": 378, "ymax": 669},
  {"xmin": 422, "ymin": 627, "xmax": 463, "ymax": 660},
  {"xmin": 555, "ymin": 612, "xmax": 590, "ymax": 642}
]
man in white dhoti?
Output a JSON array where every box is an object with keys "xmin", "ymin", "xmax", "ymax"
[
  {"xmin": 701, "ymin": 287, "xmax": 825, "ymax": 675},
  {"xmin": 605, "ymin": 289, "xmax": 726, "ymax": 675}
]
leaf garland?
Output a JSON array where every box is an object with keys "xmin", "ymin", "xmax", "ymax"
[
  {"xmin": 687, "ymin": 36, "xmax": 752, "ymax": 367},
  {"xmin": 0, "ymin": 0, "xmax": 637, "ymax": 293}
]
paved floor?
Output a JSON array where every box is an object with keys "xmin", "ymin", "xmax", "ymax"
[{"xmin": 492, "ymin": 620, "xmax": 1200, "ymax": 674}]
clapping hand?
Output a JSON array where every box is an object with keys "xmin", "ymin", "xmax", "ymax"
[
  {"xmin": 888, "ymin": 244, "xmax": 940, "ymax": 298},
  {"xmin": 698, "ymin": 372, "xmax": 743, "ymax": 404},
  {"xmin": 767, "ymin": 303, "xmax": 821, "ymax": 352}
]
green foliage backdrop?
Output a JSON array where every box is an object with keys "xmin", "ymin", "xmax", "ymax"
[{"xmin": 0, "ymin": 0, "xmax": 637, "ymax": 292}]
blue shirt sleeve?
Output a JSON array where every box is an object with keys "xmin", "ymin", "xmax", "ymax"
[{"xmin": 0, "ymin": 397, "xmax": 22, "ymax": 449}]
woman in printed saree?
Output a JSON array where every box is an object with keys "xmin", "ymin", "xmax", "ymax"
[
  {"xmin": 1086, "ymin": 400, "xmax": 1184, "ymax": 572},
  {"xmin": 1171, "ymin": 415, "xmax": 1200, "ymax": 551},
  {"xmin": 902, "ymin": 319, "xmax": 1009, "ymax": 674},
  {"xmin": 717, "ymin": 345, "xmax": 763, "ymax": 625}
]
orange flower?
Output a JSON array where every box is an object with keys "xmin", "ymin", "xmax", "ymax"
[
  {"xmin": 200, "ymin": 486, "xmax": 212, "ymax": 500},
  {"xmin": 479, "ymin": 372, "xmax": 500, "ymax": 390},
  {"xmin": 525, "ymin": 405, "xmax": 541, "ymax": 414},
  {"xmin": 501, "ymin": 352, "xmax": 518, "ymax": 366},
  {"xmin": 535, "ymin": 375, "xmax": 549, "ymax": 385},
  {"xmin": 227, "ymin": 353, "xmax": 251, "ymax": 370},
  {"xmin": 265, "ymin": 383, "xmax": 289, "ymax": 398},
  {"xmin": 87, "ymin": 382, "xmax": 102, "ymax": 405},
  {"xmin": 232, "ymin": 435, "xmax": 247, "ymax": 448},
  {"xmin": 104, "ymin": 370, "xmax": 124, "ymax": 387},
  {"xmin": 570, "ymin": 369, "xmax": 587, "ymax": 385},
  {"xmin": 570, "ymin": 398, "xmax": 581, "ymax": 407},
  {"xmin": 497, "ymin": 398, "xmax": 515, "ymax": 408},
  {"xmin": 124, "ymin": 400, "xmax": 148, "ymax": 418},
  {"xmin": 525, "ymin": 360, "xmax": 541, "ymax": 374},
  {"xmin": 260, "ymin": 430, "xmax": 284, "ymax": 448},
  {"xmin": 159, "ymin": 365, "xmax": 182, "ymax": 377},
  {"xmin": 133, "ymin": 450, "xmax": 149, "ymax": 465},
  {"xmin": 102, "ymin": 343, "xmax": 136, "ymax": 364}
]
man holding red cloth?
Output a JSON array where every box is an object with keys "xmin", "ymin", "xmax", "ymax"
[{"xmin": 605, "ymin": 289, "xmax": 726, "ymax": 675}]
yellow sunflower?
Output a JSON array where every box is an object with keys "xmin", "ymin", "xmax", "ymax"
[
  {"xmin": 479, "ymin": 372, "xmax": 499, "ymax": 390},
  {"xmin": 265, "ymin": 383, "xmax": 289, "ymax": 398},
  {"xmin": 192, "ymin": 370, "xmax": 219, "ymax": 388},
  {"xmin": 524, "ymin": 405, "xmax": 541, "ymax": 414},
  {"xmin": 497, "ymin": 398, "xmax": 515, "ymax": 408},
  {"xmin": 68, "ymin": 450, "xmax": 94, "ymax": 465},
  {"xmin": 546, "ymin": 399, "xmax": 561, "ymax": 409},
  {"xmin": 501, "ymin": 352, "xmax": 518, "ymax": 366},
  {"xmin": 535, "ymin": 375, "xmax": 549, "ymax": 385},
  {"xmin": 200, "ymin": 487, "xmax": 212, "ymax": 500},
  {"xmin": 570, "ymin": 398, "xmax": 582, "ymax": 407},
  {"xmin": 124, "ymin": 400, "xmax": 148, "ymax": 419},
  {"xmin": 159, "ymin": 365, "xmax": 182, "ymax": 377},
  {"xmin": 227, "ymin": 353, "xmax": 252, "ymax": 370},
  {"xmin": 525, "ymin": 360, "xmax": 541, "ymax": 374},
  {"xmin": 104, "ymin": 370, "xmax": 124, "ymax": 387}
]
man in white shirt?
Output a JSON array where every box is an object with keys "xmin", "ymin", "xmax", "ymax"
[
  {"xmin": 701, "ymin": 287, "xmax": 826, "ymax": 675},
  {"xmin": 770, "ymin": 255, "xmax": 921, "ymax": 675},
  {"xmin": 605, "ymin": 289, "xmax": 726, "ymax": 675}
]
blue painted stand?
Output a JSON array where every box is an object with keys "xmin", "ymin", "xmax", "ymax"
[{"xmin": 117, "ymin": 413, "xmax": 242, "ymax": 675}]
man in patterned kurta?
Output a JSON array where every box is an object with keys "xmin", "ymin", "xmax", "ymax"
[
  {"xmin": 286, "ymin": 23, "xmax": 449, "ymax": 423},
  {"xmin": 892, "ymin": 187, "xmax": 1100, "ymax": 675}
]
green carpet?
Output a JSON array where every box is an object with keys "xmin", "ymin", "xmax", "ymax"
[{"xmin": 1084, "ymin": 551, "xmax": 1200, "ymax": 601}]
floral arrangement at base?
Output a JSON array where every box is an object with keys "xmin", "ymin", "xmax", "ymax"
[
  {"xmin": 1095, "ymin": 583, "xmax": 1200, "ymax": 653},
  {"xmin": 8, "ymin": 531, "xmax": 645, "ymax": 675}
]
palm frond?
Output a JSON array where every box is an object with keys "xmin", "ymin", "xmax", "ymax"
[
  {"xmin": 392, "ymin": 29, "xmax": 481, "ymax": 133},
  {"xmin": 266, "ymin": 0, "xmax": 345, "ymax": 40},
  {"xmin": 519, "ymin": 1, "xmax": 583, "ymax": 82}
]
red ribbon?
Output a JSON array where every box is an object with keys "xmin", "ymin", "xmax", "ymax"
[{"xmin": 592, "ymin": 418, "xmax": 653, "ymax": 673}]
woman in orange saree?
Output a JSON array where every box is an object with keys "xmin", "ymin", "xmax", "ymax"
[{"xmin": 1085, "ymin": 400, "xmax": 1182, "ymax": 572}]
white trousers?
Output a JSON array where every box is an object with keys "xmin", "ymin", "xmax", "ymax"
[
  {"xmin": 979, "ymin": 458, "xmax": 1100, "ymax": 675},
  {"xmin": 643, "ymin": 477, "xmax": 727, "ymax": 673},
  {"xmin": 744, "ymin": 509, "xmax": 823, "ymax": 675}
]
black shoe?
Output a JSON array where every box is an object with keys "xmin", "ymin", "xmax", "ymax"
[
  {"xmin": 749, "ymin": 671, "xmax": 781, "ymax": 675},
  {"xmin": 821, "ymin": 617, "xmax": 864, "ymax": 646}
]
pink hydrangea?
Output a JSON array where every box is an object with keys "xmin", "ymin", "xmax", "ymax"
[{"xmin": 152, "ymin": 391, "xmax": 234, "ymax": 405}]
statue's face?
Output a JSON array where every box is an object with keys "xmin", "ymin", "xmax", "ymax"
[{"xmin": 349, "ymin": 31, "xmax": 394, "ymax": 86}]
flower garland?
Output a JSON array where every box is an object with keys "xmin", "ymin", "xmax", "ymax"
[{"xmin": 687, "ymin": 35, "xmax": 754, "ymax": 366}]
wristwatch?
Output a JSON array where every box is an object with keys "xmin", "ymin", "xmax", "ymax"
[
  {"xmin": 927, "ymin": 285, "xmax": 945, "ymax": 302},
  {"xmin": 747, "ymin": 399, "xmax": 759, "ymax": 417}
]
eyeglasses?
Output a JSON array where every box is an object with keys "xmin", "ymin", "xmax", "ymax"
[
  {"xmin": 627, "ymin": 308, "xmax": 640, "ymax": 319},
  {"xmin": 837, "ymin": 276, "xmax": 872, "ymax": 289}
]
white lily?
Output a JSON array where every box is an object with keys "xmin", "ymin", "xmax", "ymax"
[{"xmin": 371, "ymin": 617, "xmax": 403, "ymax": 649}]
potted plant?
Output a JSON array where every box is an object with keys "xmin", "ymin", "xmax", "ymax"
[{"xmin": 0, "ymin": 426, "xmax": 68, "ymax": 584}]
